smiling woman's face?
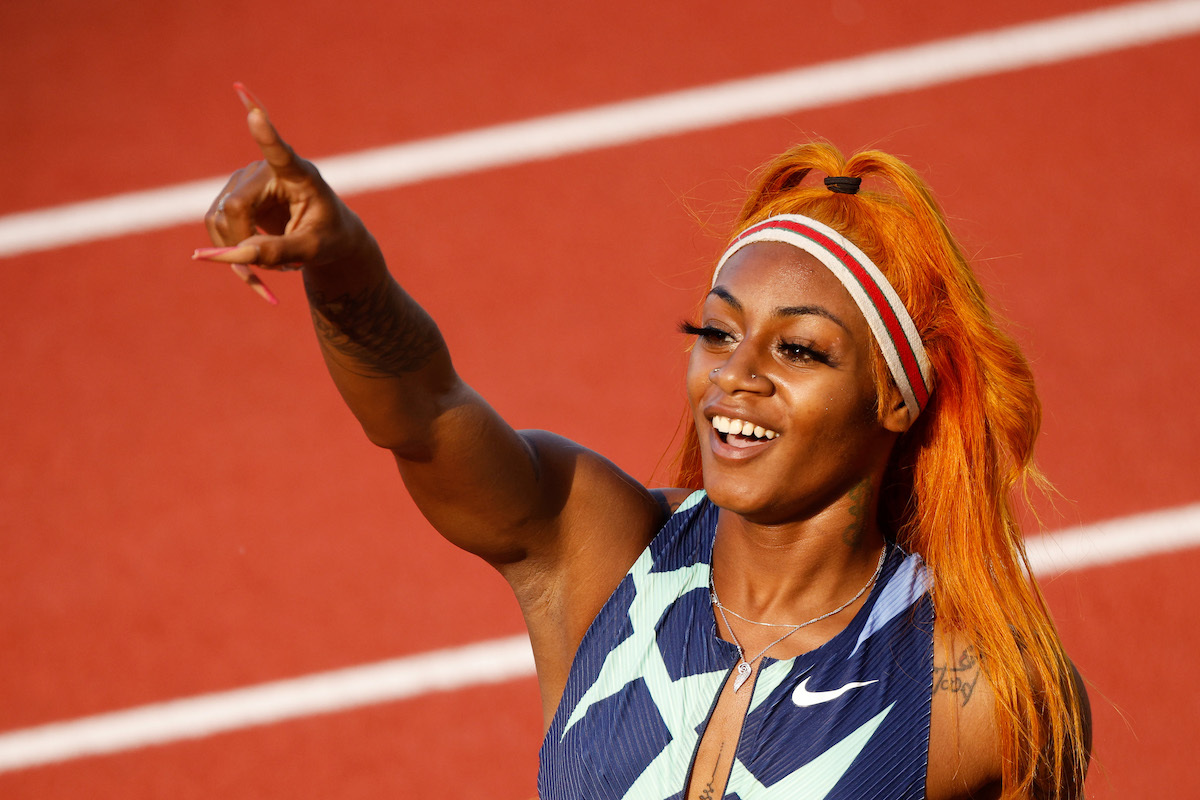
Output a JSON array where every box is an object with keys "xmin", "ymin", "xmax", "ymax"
[{"xmin": 685, "ymin": 241, "xmax": 905, "ymax": 525}]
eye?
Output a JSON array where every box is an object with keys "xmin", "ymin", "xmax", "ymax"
[
  {"xmin": 777, "ymin": 339, "xmax": 832, "ymax": 366},
  {"xmin": 679, "ymin": 321, "xmax": 737, "ymax": 347}
]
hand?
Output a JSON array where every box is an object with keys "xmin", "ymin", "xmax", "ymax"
[{"xmin": 194, "ymin": 83, "xmax": 378, "ymax": 301}]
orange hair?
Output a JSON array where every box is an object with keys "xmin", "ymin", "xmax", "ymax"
[{"xmin": 674, "ymin": 142, "xmax": 1089, "ymax": 797}]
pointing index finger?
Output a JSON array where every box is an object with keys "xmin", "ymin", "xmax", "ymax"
[{"xmin": 232, "ymin": 82, "xmax": 301, "ymax": 175}]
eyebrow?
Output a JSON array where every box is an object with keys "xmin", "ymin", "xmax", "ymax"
[{"xmin": 708, "ymin": 286, "xmax": 851, "ymax": 332}]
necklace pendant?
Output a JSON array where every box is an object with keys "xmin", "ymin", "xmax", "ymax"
[{"xmin": 733, "ymin": 661, "xmax": 752, "ymax": 692}]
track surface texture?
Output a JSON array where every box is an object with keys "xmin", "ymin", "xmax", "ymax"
[{"xmin": 2, "ymin": 0, "xmax": 1197, "ymax": 797}]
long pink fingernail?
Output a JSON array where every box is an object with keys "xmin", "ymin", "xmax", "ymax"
[
  {"xmin": 233, "ymin": 82, "xmax": 265, "ymax": 113},
  {"xmin": 193, "ymin": 244, "xmax": 259, "ymax": 263},
  {"xmin": 230, "ymin": 263, "xmax": 279, "ymax": 305},
  {"xmin": 193, "ymin": 246, "xmax": 235, "ymax": 258}
]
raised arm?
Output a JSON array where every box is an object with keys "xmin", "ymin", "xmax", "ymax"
[{"xmin": 195, "ymin": 88, "xmax": 663, "ymax": 590}]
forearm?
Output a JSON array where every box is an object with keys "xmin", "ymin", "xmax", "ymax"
[
  {"xmin": 198, "ymin": 89, "xmax": 564, "ymax": 552},
  {"xmin": 302, "ymin": 243, "xmax": 458, "ymax": 455}
]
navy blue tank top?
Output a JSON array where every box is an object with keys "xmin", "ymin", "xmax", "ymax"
[{"xmin": 539, "ymin": 491, "xmax": 934, "ymax": 799}]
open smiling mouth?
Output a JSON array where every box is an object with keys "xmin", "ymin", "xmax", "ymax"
[{"xmin": 711, "ymin": 415, "xmax": 779, "ymax": 448}]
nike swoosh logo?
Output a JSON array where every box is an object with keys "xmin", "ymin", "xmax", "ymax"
[{"xmin": 791, "ymin": 676, "xmax": 879, "ymax": 707}]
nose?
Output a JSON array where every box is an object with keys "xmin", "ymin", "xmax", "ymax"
[{"xmin": 709, "ymin": 345, "xmax": 771, "ymax": 395}]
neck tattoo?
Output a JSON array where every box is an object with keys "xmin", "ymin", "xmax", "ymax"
[{"xmin": 710, "ymin": 545, "xmax": 887, "ymax": 692}]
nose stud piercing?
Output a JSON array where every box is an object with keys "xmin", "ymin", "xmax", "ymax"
[{"xmin": 710, "ymin": 368, "xmax": 757, "ymax": 379}]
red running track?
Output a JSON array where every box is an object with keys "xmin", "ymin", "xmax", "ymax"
[{"xmin": 1, "ymin": 0, "xmax": 1198, "ymax": 796}]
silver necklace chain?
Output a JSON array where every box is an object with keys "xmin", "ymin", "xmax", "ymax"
[{"xmin": 710, "ymin": 545, "xmax": 887, "ymax": 692}]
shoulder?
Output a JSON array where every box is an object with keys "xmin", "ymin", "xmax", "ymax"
[
  {"xmin": 506, "ymin": 431, "xmax": 668, "ymax": 577},
  {"xmin": 926, "ymin": 623, "xmax": 1003, "ymax": 800}
]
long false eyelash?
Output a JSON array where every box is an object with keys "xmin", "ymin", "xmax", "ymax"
[
  {"xmin": 777, "ymin": 340, "xmax": 834, "ymax": 366},
  {"xmin": 678, "ymin": 320, "xmax": 732, "ymax": 340},
  {"xmin": 682, "ymin": 320, "xmax": 834, "ymax": 366}
]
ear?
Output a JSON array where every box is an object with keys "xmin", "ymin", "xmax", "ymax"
[{"xmin": 880, "ymin": 384, "xmax": 914, "ymax": 433}]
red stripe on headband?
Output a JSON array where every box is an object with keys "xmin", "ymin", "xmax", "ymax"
[{"xmin": 733, "ymin": 218, "xmax": 930, "ymax": 408}]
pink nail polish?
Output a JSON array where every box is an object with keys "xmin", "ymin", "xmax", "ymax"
[
  {"xmin": 229, "ymin": 263, "xmax": 279, "ymax": 305},
  {"xmin": 193, "ymin": 247, "xmax": 235, "ymax": 259},
  {"xmin": 247, "ymin": 277, "xmax": 280, "ymax": 305},
  {"xmin": 194, "ymin": 244, "xmax": 260, "ymax": 264},
  {"xmin": 233, "ymin": 82, "xmax": 265, "ymax": 113}
]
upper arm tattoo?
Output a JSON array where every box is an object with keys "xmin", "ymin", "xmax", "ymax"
[
  {"xmin": 308, "ymin": 279, "xmax": 442, "ymax": 378},
  {"xmin": 933, "ymin": 644, "xmax": 981, "ymax": 707}
]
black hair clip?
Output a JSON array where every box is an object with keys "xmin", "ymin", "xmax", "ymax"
[{"xmin": 824, "ymin": 176, "xmax": 862, "ymax": 195}]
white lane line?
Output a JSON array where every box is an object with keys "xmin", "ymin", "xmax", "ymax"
[
  {"xmin": 3, "ymin": 0, "xmax": 1199, "ymax": 259},
  {"xmin": 1025, "ymin": 502, "xmax": 1200, "ymax": 576},
  {"xmin": 2, "ymin": 502, "xmax": 1199, "ymax": 773},
  {"xmin": 0, "ymin": 635, "xmax": 535, "ymax": 774}
]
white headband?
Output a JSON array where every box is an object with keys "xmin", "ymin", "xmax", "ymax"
[{"xmin": 713, "ymin": 214, "xmax": 932, "ymax": 418}]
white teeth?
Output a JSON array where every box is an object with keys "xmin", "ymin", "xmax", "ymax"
[{"xmin": 710, "ymin": 415, "xmax": 779, "ymax": 441}]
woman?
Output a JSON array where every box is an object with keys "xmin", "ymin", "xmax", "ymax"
[{"xmin": 197, "ymin": 87, "xmax": 1090, "ymax": 799}]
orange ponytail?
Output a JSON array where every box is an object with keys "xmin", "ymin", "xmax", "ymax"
[{"xmin": 674, "ymin": 142, "xmax": 1089, "ymax": 798}]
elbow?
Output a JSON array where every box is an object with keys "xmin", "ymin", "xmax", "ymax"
[
  {"xmin": 359, "ymin": 417, "xmax": 437, "ymax": 460},
  {"xmin": 358, "ymin": 383, "xmax": 467, "ymax": 460},
  {"xmin": 361, "ymin": 424, "xmax": 409, "ymax": 453}
]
